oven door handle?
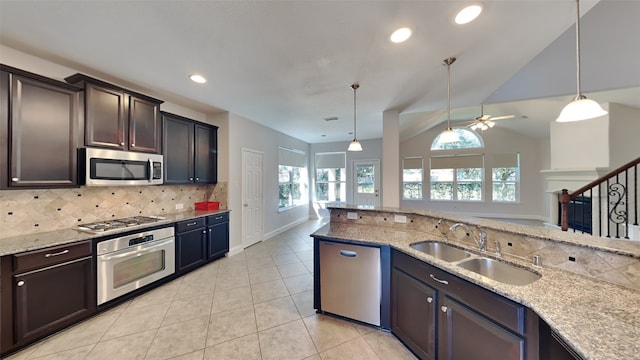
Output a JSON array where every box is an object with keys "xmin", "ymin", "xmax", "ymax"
[{"xmin": 98, "ymin": 238, "xmax": 174, "ymax": 261}]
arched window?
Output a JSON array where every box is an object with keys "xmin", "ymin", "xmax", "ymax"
[
  {"xmin": 431, "ymin": 128, "xmax": 484, "ymax": 151},
  {"xmin": 430, "ymin": 128, "xmax": 485, "ymax": 201}
]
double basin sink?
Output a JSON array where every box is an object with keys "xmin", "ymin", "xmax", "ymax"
[{"xmin": 409, "ymin": 241, "xmax": 541, "ymax": 286}]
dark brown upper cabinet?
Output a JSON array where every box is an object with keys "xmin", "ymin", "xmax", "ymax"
[
  {"xmin": 0, "ymin": 65, "xmax": 83, "ymax": 189},
  {"xmin": 162, "ymin": 112, "xmax": 218, "ymax": 184},
  {"xmin": 65, "ymin": 74, "xmax": 163, "ymax": 154}
]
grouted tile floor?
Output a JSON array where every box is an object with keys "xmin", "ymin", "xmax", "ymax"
[{"xmin": 6, "ymin": 220, "xmax": 416, "ymax": 360}]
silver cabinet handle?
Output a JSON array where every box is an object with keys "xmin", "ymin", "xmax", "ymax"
[
  {"xmin": 430, "ymin": 274, "xmax": 449, "ymax": 285},
  {"xmin": 441, "ymin": 305, "xmax": 448, "ymax": 313},
  {"xmin": 339, "ymin": 250, "xmax": 357, "ymax": 258},
  {"xmin": 196, "ymin": 177, "xmax": 199, "ymax": 181},
  {"xmin": 11, "ymin": 177, "xmax": 19, "ymax": 182},
  {"xmin": 17, "ymin": 280, "xmax": 25, "ymax": 287},
  {"xmin": 427, "ymin": 297, "xmax": 433, "ymax": 303},
  {"xmin": 202, "ymin": 230, "xmax": 206, "ymax": 234},
  {"xmin": 131, "ymin": 143, "xmax": 135, "ymax": 147},
  {"xmin": 186, "ymin": 222, "xmax": 197, "ymax": 227},
  {"xmin": 45, "ymin": 249, "xmax": 70, "ymax": 258},
  {"xmin": 189, "ymin": 177, "xmax": 194, "ymax": 181},
  {"xmin": 120, "ymin": 142, "xmax": 125, "ymax": 146}
]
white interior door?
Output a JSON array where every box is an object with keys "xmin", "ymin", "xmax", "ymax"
[
  {"xmin": 242, "ymin": 149, "xmax": 263, "ymax": 248},
  {"xmin": 353, "ymin": 160, "xmax": 380, "ymax": 207}
]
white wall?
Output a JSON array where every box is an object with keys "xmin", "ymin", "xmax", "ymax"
[
  {"xmin": 550, "ymin": 115, "xmax": 610, "ymax": 170},
  {"xmin": 226, "ymin": 112, "xmax": 311, "ymax": 252},
  {"xmin": 609, "ymin": 103, "xmax": 640, "ymax": 168},
  {"xmin": 400, "ymin": 122, "xmax": 546, "ymax": 221}
]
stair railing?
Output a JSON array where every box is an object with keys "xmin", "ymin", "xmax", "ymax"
[{"xmin": 559, "ymin": 157, "xmax": 639, "ymax": 238}]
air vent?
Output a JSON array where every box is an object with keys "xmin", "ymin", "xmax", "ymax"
[{"xmin": 323, "ymin": 116, "xmax": 339, "ymax": 122}]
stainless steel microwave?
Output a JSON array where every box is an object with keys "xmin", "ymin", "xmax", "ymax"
[{"xmin": 81, "ymin": 148, "xmax": 163, "ymax": 186}]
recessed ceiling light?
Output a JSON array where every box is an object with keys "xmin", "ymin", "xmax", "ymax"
[
  {"xmin": 455, "ymin": 4, "xmax": 483, "ymax": 24},
  {"xmin": 189, "ymin": 74, "xmax": 207, "ymax": 84},
  {"xmin": 390, "ymin": 27, "xmax": 412, "ymax": 43}
]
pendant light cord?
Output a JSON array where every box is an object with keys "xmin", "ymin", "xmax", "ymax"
[
  {"xmin": 351, "ymin": 83, "xmax": 359, "ymax": 139},
  {"xmin": 447, "ymin": 61, "xmax": 451, "ymax": 128},
  {"xmin": 575, "ymin": 0, "xmax": 582, "ymax": 99}
]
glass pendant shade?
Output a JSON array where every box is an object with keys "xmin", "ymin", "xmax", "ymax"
[
  {"xmin": 556, "ymin": 96, "xmax": 608, "ymax": 122},
  {"xmin": 348, "ymin": 139, "xmax": 363, "ymax": 151},
  {"xmin": 439, "ymin": 128, "xmax": 459, "ymax": 143}
]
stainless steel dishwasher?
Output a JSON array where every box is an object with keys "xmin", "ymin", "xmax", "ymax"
[{"xmin": 319, "ymin": 240, "xmax": 381, "ymax": 326}]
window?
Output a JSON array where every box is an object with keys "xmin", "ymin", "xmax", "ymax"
[
  {"xmin": 402, "ymin": 157, "xmax": 423, "ymax": 200},
  {"xmin": 430, "ymin": 129, "xmax": 484, "ymax": 201},
  {"xmin": 278, "ymin": 147, "xmax": 307, "ymax": 209},
  {"xmin": 315, "ymin": 152, "xmax": 346, "ymax": 203},
  {"xmin": 491, "ymin": 153, "xmax": 520, "ymax": 202}
]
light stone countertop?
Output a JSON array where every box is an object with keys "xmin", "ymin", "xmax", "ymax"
[
  {"xmin": 311, "ymin": 220, "xmax": 640, "ymax": 360},
  {"xmin": 0, "ymin": 209, "xmax": 229, "ymax": 256}
]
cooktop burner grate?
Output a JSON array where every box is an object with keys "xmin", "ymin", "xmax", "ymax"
[{"xmin": 77, "ymin": 216, "xmax": 165, "ymax": 233}]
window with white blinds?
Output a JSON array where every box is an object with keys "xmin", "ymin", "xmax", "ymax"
[{"xmin": 278, "ymin": 146, "xmax": 307, "ymax": 209}]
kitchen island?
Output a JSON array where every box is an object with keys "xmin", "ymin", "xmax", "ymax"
[{"xmin": 312, "ymin": 205, "xmax": 640, "ymax": 360}]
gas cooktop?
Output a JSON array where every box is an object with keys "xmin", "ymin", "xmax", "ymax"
[{"xmin": 76, "ymin": 216, "xmax": 166, "ymax": 234}]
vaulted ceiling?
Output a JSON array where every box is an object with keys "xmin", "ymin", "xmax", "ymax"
[{"xmin": 1, "ymin": 1, "xmax": 638, "ymax": 143}]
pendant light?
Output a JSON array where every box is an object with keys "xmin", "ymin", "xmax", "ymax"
[
  {"xmin": 438, "ymin": 57, "xmax": 460, "ymax": 143},
  {"xmin": 347, "ymin": 83, "xmax": 363, "ymax": 151},
  {"xmin": 556, "ymin": 0, "xmax": 607, "ymax": 122}
]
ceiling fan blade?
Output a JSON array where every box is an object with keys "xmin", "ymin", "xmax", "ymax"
[
  {"xmin": 479, "ymin": 114, "xmax": 491, "ymax": 121},
  {"xmin": 488, "ymin": 115, "xmax": 515, "ymax": 121}
]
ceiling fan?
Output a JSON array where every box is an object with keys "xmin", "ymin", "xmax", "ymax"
[{"xmin": 464, "ymin": 105, "xmax": 515, "ymax": 131}]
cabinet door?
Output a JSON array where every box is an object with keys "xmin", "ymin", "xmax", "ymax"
[
  {"xmin": 392, "ymin": 269, "xmax": 437, "ymax": 360},
  {"xmin": 163, "ymin": 115, "xmax": 194, "ymax": 184},
  {"xmin": 207, "ymin": 221, "xmax": 229, "ymax": 261},
  {"xmin": 6, "ymin": 74, "xmax": 81, "ymax": 188},
  {"xmin": 194, "ymin": 124, "xmax": 215, "ymax": 183},
  {"xmin": 13, "ymin": 257, "xmax": 94, "ymax": 345},
  {"xmin": 85, "ymin": 83, "xmax": 127, "ymax": 150},
  {"xmin": 439, "ymin": 295, "xmax": 525, "ymax": 360},
  {"xmin": 129, "ymin": 96, "xmax": 160, "ymax": 153},
  {"xmin": 176, "ymin": 227, "xmax": 207, "ymax": 273}
]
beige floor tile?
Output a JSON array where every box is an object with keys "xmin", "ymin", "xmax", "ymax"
[
  {"xmin": 206, "ymin": 305, "xmax": 257, "ymax": 347},
  {"xmin": 128, "ymin": 282, "xmax": 180, "ymax": 309},
  {"xmin": 215, "ymin": 270, "xmax": 250, "ymax": 290},
  {"xmin": 277, "ymin": 262, "xmax": 309, "ymax": 278},
  {"xmin": 30, "ymin": 312, "xmax": 119, "ymax": 357},
  {"xmin": 295, "ymin": 250, "xmax": 314, "ymax": 262},
  {"xmin": 364, "ymin": 331, "xmax": 417, "ymax": 360},
  {"xmin": 203, "ymin": 333, "xmax": 261, "ymax": 360},
  {"xmin": 173, "ymin": 279, "xmax": 216, "ymax": 300},
  {"xmin": 211, "ymin": 285, "xmax": 253, "ymax": 314},
  {"xmin": 302, "ymin": 260, "xmax": 315, "ymax": 273},
  {"xmin": 273, "ymin": 253, "xmax": 299, "ymax": 266},
  {"xmin": 258, "ymin": 319, "xmax": 317, "ymax": 360},
  {"xmin": 303, "ymin": 314, "xmax": 361, "ymax": 352},
  {"xmin": 251, "ymin": 279, "xmax": 290, "ymax": 304},
  {"xmin": 248, "ymin": 266, "xmax": 281, "ymax": 284},
  {"xmin": 319, "ymin": 337, "xmax": 381, "ymax": 360},
  {"xmin": 145, "ymin": 317, "xmax": 208, "ymax": 360},
  {"xmin": 283, "ymin": 273, "xmax": 314, "ymax": 294},
  {"xmin": 247, "ymin": 257, "xmax": 277, "ymax": 273},
  {"xmin": 29, "ymin": 344, "xmax": 94, "ymax": 360},
  {"xmin": 167, "ymin": 350, "xmax": 204, "ymax": 360},
  {"xmin": 86, "ymin": 329, "xmax": 156, "ymax": 360},
  {"xmin": 302, "ymin": 355, "xmax": 322, "ymax": 360},
  {"xmin": 291, "ymin": 290, "xmax": 316, "ymax": 318},
  {"xmin": 162, "ymin": 294, "xmax": 214, "ymax": 326},
  {"xmin": 102, "ymin": 302, "xmax": 170, "ymax": 340},
  {"xmin": 253, "ymin": 296, "xmax": 301, "ymax": 331}
]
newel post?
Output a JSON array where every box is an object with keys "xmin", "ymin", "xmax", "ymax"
[{"xmin": 559, "ymin": 189, "xmax": 570, "ymax": 231}]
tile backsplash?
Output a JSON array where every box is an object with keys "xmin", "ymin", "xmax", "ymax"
[
  {"xmin": 0, "ymin": 183, "xmax": 227, "ymax": 238},
  {"xmin": 330, "ymin": 209, "xmax": 640, "ymax": 291}
]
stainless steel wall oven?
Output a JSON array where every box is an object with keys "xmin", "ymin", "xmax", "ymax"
[{"xmin": 96, "ymin": 227, "xmax": 175, "ymax": 305}]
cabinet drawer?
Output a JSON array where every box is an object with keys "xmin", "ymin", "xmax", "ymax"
[
  {"xmin": 13, "ymin": 241, "xmax": 92, "ymax": 273},
  {"xmin": 392, "ymin": 250, "xmax": 525, "ymax": 335},
  {"xmin": 207, "ymin": 212, "xmax": 229, "ymax": 225},
  {"xmin": 176, "ymin": 218, "xmax": 206, "ymax": 233}
]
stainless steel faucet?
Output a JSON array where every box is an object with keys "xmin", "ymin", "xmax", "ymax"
[{"xmin": 449, "ymin": 223, "xmax": 487, "ymax": 252}]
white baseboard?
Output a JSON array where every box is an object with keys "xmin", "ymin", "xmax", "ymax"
[
  {"xmin": 263, "ymin": 217, "xmax": 310, "ymax": 241},
  {"xmin": 226, "ymin": 244, "xmax": 244, "ymax": 257}
]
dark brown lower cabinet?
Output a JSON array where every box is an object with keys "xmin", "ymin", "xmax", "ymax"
[
  {"xmin": 14, "ymin": 257, "xmax": 94, "ymax": 344},
  {"xmin": 392, "ymin": 269, "xmax": 437, "ymax": 360},
  {"xmin": 175, "ymin": 218, "xmax": 207, "ymax": 275},
  {"xmin": 391, "ymin": 250, "xmax": 538, "ymax": 360}
]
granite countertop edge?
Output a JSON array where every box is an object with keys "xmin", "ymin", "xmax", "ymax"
[
  {"xmin": 311, "ymin": 222, "xmax": 640, "ymax": 360},
  {"xmin": 0, "ymin": 209, "xmax": 230, "ymax": 256}
]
